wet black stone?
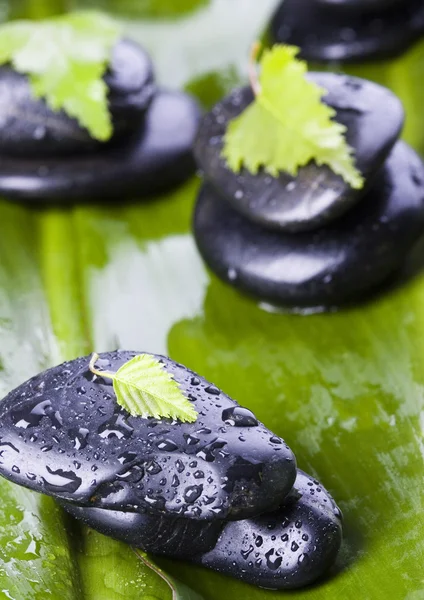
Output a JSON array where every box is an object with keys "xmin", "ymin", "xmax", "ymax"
[
  {"xmin": 0, "ymin": 89, "xmax": 200, "ymax": 201},
  {"xmin": 270, "ymin": 0, "xmax": 424, "ymax": 63},
  {"xmin": 58, "ymin": 500, "xmax": 223, "ymax": 558},
  {"xmin": 0, "ymin": 40, "xmax": 155, "ymax": 158},
  {"xmin": 199, "ymin": 470, "xmax": 342, "ymax": 590},
  {"xmin": 317, "ymin": 0, "xmax": 405, "ymax": 11},
  {"xmin": 194, "ymin": 141, "xmax": 424, "ymax": 309},
  {"xmin": 194, "ymin": 74, "xmax": 403, "ymax": 232},
  {"xmin": 0, "ymin": 350, "xmax": 296, "ymax": 521},
  {"xmin": 60, "ymin": 470, "xmax": 342, "ymax": 590}
]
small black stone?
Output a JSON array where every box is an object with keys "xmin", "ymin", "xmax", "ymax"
[
  {"xmin": 270, "ymin": 0, "xmax": 424, "ymax": 63},
  {"xmin": 194, "ymin": 74, "xmax": 403, "ymax": 232},
  {"xmin": 193, "ymin": 141, "xmax": 424, "ymax": 309},
  {"xmin": 199, "ymin": 470, "xmax": 342, "ymax": 590},
  {"xmin": 0, "ymin": 90, "xmax": 200, "ymax": 201},
  {"xmin": 0, "ymin": 40, "xmax": 155, "ymax": 158},
  {"xmin": 58, "ymin": 500, "xmax": 223, "ymax": 558},
  {"xmin": 0, "ymin": 351, "xmax": 296, "ymax": 520}
]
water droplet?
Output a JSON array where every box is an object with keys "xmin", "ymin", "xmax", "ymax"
[
  {"xmin": 265, "ymin": 549, "xmax": 282, "ymax": 571},
  {"xmin": 270, "ymin": 436, "xmax": 282, "ymax": 444},
  {"xmin": 302, "ymin": 534, "xmax": 309, "ymax": 542},
  {"xmin": 157, "ymin": 439, "xmax": 178, "ymax": 452},
  {"xmin": 298, "ymin": 553, "xmax": 309, "ymax": 565},
  {"xmin": 12, "ymin": 465, "xmax": 20, "ymax": 474},
  {"xmin": 291, "ymin": 541, "xmax": 299, "ymax": 552},
  {"xmin": 175, "ymin": 460, "xmax": 185, "ymax": 473},
  {"xmin": 222, "ymin": 406, "xmax": 258, "ymax": 427},
  {"xmin": 99, "ymin": 414, "xmax": 134, "ymax": 439},
  {"xmin": 295, "ymin": 520, "xmax": 302, "ymax": 529},
  {"xmin": 42, "ymin": 466, "xmax": 82, "ymax": 494},
  {"xmin": 70, "ymin": 427, "xmax": 89, "ymax": 450},
  {"xmin": 184, "ymin": 485, "xmax": 203, "ymax": 504},
  {"xmin": 184, "ymin": 434, "xmax": 200, "ymax": 446},
  {"xmin": 191, "ymin": 377, "xmax": 200, "ymax": 386},
  {"xmin": 172, "ymin": 474, "xmax": 180, "ymax": 487},
  {"xmin": 194, "ymin": 470, "xmax": 204, "ymax": 479},
  {"xmin": 281, "ymin": 533, "xmax": 289, "ymax": 542},
  {"xmin": 146, "ymin": 461, "xmax": 162, "ymax": 475},
  {"xmin": 33, "ymin": 125, "xmax": 46, "ymax": 140},
  {"xmin": 205, "ymin": 385, "xmax": 220, "ymax": 396},
  {"xmin": 255, "ymin": 535, "xmax": 263, "ymax": 547},
  {"xmin": 241, "ymin": 545, "xmax": 254, "ymax": 560}
]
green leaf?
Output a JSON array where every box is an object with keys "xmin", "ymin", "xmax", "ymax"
[
  {"xmin": 89, "ymin": 353, "xmax": 198, "ymax": 422},
  {"xmin": 222, "ymin": 44, "xmax": 365, "ymax": 189},
  {"xmin": 0, "ymin": 11, "xmax": 121, "ymax": 140}
]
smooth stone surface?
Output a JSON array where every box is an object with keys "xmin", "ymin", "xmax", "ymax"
[
  {"xmin": 317, "ymin": 0, "xmax": 405, "ymax": 11},
  {"xmin": 0, "ymin": 90, "xmax": 200, "ymax": 201},
  {"xmin": 0, "ymin": 351, "xmax": 296, "ymax": 521},
  {"xmin": 0, "ymin": 39, "xmax": 155, "ymax": 158},
  {"xmin": 59, "ymin": 501, "xmax": 223, "ymax": 558},
  {"xmin": 270, "ymin": 0, "xmax": 424, "ymax": 63},
  {"xmin": 194, "ymin": 141, "xmax": 424, "ymax": 309},
  {"xmin": 199, "ymin": 470, "xmax": 342, "ymax": 590},
  {"xmin": 60, "ymin": 470, "xmax": 342, "ymax": 590},
  {"xmin": 194, "ymin": 74, "xmax": 404, "ymax": 232}
]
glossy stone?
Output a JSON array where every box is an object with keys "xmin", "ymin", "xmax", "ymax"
[
  {"xmin": 194, "ymin": 142, "xmax": 424, "ymax": 309},
  {"xmin": 0, "ymin": 90, "xmax": 200, "ymax": 201},
  {"xmin": 0, "ymin": 351, "xmax": 296, "ymax": 520},
  {"xmin": 0, "ymin": 40, "xmax": 155, "ymax": 158},
  {"xmin": 59, "ymin": 501, "xmax": 223, "ymax": 558},
  {"xmin": 270, "ymin": 0, "xmax": 424, "ymax": 63},
  {"xmin": 194, "ymin": 74, "xmax": 403, "ymax": 232},
  {"xmin": 317, "ymin": 0, "xmax": 405, "ymax": 11},
  {"xmin": 60, "ymin": 470, "xmax": 342, "ymax": 590},
  {"xmin": 199, "ymin": 470, "xmax": 342, "ymax": 590}
]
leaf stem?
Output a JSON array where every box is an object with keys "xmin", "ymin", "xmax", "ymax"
[
  {"xmin": 88, "ymin": 352, "xmax": 116, "ymax": 381},
  {"xmin": 249, "ymin": 41, "xmax": 262, "ymax": 96}
]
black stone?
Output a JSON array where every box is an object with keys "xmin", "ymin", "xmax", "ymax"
[
  {"xmin": 270, "ymin": 0, "xmax": 424, "ymax": 63},
  {"xmin": 60, "ymin": 470, "xmax": 342, "ymax": 590},
  {"xmin": 0, "ymin": 351, "xmax": 296, "ymax": 521},
  {"xmin": 199, "ymin": 470, "xmax": 342, "ymax": 590},
  {"xmin": 316, "ymin": 0, "xmax": 405, "ymax": 12},
  {"xmin": 58, "ymin": 500, "xmax": 223, "ymax": 558},
  {"xmin": 193, "ymin": 141, "xmax": 424, "ymax": 309},
  {"xmin": 0, "ymin": 40, "xmax": 155, "ymax": 158},
  {"xmin": 0, "ymin": 90, "xmax": 200, "ymax": 201},
  {"xmin": 194, "ymin": 74, "xmax": 403, "ymax": 232}
]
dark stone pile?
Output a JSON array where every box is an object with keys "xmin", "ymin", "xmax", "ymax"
[{"xmin": 193, "ymin": 74, "xmax": 424, "ymax": 309}]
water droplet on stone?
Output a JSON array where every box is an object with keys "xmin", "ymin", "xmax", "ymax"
[{"xmin": 222, "ymin": 406, "xmax": 258, "ymax": 427}]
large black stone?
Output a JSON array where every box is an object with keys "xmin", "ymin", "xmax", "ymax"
[
  {"xmin": 60, "ymin": 470, "xmax": 342, "ymax": 590},
  {"xmin": 0, "ymin": 40, "xmax": 155, "ymax": 158},
  {"xmin": 0, "ymin": 351, "xmax": 296, "ymax": 521},
  {"xmin": 0, "ymin": 90, "xmax": 200, "ymax": 201},
  {"xmin": 194, "ymin": 141, "xmax": 424, "ymax": 309},
  {"xmin": 199, "ymin": 470, "xmax": 342, "ymax": 590},
  {"xmin": 270, "ymin": 0, "xmax": 424, "ymax": 63},
  {"xmin": 194, "ymin": 74, "xmax": 403, "ymax": 232}
]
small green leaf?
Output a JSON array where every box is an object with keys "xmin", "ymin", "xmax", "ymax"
[
  {"xmin": 222, "ymin": 44, "xmax": 365, "ymax": 189},
  {"xmin": 0, "ymin": 11, "xmax": 121, "ymax": 141},
  {"xmin": 89, "ymin": 353, "xmax": 198, "ymax": 423}
]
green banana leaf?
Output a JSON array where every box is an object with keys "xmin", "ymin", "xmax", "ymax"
[{"xmin": 0, "ymin": 1, "xmax": 423, "ymax": 599}]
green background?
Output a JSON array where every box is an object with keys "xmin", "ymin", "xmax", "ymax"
[{"xmin": 0, "ymin": 1, "xmax": 423, "ymax": 598}]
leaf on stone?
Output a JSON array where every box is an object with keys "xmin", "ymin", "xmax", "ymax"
[
  {"xmin": 0, "ymin": 11, "xmax": 121, "ymax": 141},
  {"xmin": 90, "ymin": 353, "xmax": 198, "ymax": 422},
  {"xmin": 222, "ymin": 44, "xmax": 364, "ymax": 189}
]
